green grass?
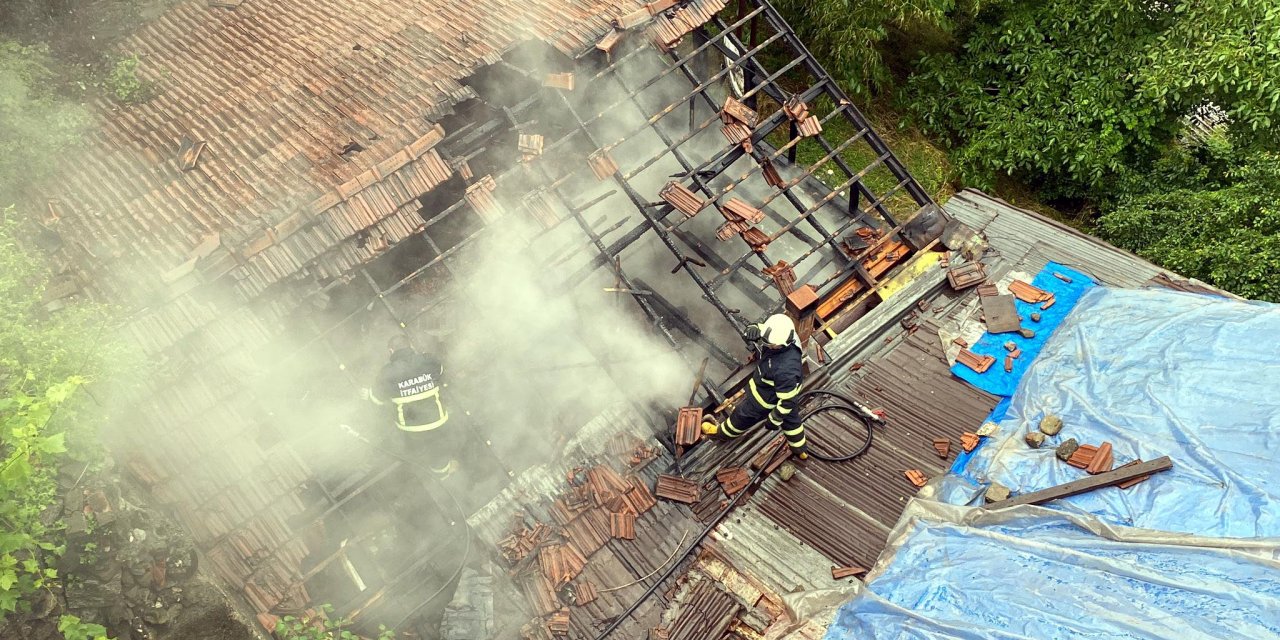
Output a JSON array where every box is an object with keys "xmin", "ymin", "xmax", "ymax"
[{"xmin": 761, "ymin": 94, "xmax": 958, "ymax": 219}]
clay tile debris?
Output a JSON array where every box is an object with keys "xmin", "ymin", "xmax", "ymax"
[
  {"xmin": 626, "ymin": 443, "xmax": 659, "ymax": 471},
  {"xmin": 499, "ymin": 520, "xmax": 551, "ymax": 564},
  {"xmin": 783, "ymin": 95, "xmax": 810, "ymax": 121},
  {"xmin": 587, "ymin": 465, "xmax": 630, "ymax": 504},
  {"xmin": 1041, "ymin": 295, "xmax": 1057, "ymax": 310},
  {"xmin": 546, "ymin": 607, "xmax": 570, "ymax": 637},
  {"xmin": 1114, "ymin": 460, "xmax": 1152, "ymax": 489},
  {"xmin": 786, "ymin": 284, "xmax": 819, "ymax": 316},
  {"xmin": 1009, "ymin": 279, "xmax": 1052, "ymax": 304},
  {"xmin": 543, "ymin": 72, "xmax": 575, "ymax": 91},
  {"xmin": 587, "ymin": 149, "xmax": 619, "ymax": 180},
  {"xmin": 947, "ymin": 262, "xmax": 987, "ymax": 290},
  {"xmin": 177, "ymin": 138, "xmax": 207, "ymax": 171},
  {"xmin": 796, "ymin": 116, "xmax": 822, "ymax": 137},
  {"xmin": 655, "ymin": 474, "xmax": 701, "ymax": 504},
  {"xmin": 660, "ymin": 181, "xmax": 706, "ymax": 217},
  {"xmin": 739, "ymin": 227, "xmax": 771, "ymax": 253},
  {"xmin": 609, "ymin": 511, "xmax": 636, "ymax": 540},
  {"xmin": 518, "ymin": 133, "xmax": 544, "ymax": 161},
  {"xmin": 624, "ymin": 475, "xmax": 657, "ymax": 514},
  {"xmin": 596, "ymin": 29, "xmax": 623, "ymax": 54},
  {"xmin": 904, "ymin": 469, "xmax": 928, "ymax": 488},
  {"xmin": 675, "ymin": 407, "xmax": 703, "ymax": 447},
  {"xmin": 760, "ymin": 158, "xmax": 784, "ymax": 188},
  {"xmin": 956, "ymin": 349, "xmax": 995, "ymax": 374},
  {"xmin": 573, "ymin": 581, "xmax": 598, "ymax": 606},
  {"xmin": 831, "ymin": 566, "xmax": 868, "ymax": 580},
  {"xmin": 960, "ymin": 432, "xmax": 980, "ymax": 452},
  {"xmin": 932, "ymin": 438, "xmax": 950, "ymax": 458},
  {"xmin": 646, "ymin": 0, "xmax": 678, "ymax": 14},
  {"xmin": 721, "ymin": 121, "xmax": 753, "ymax": 150},
  {"xmin": 465, "ymin": 175, "xmax": 501, "ymax": 223},
  {"xmin": 649, "ymin": 627, "xmax": 671, "ymax": 640},
  {"xmin": 1086, "ymin": 442, "xmax": 1114, "ymax": 475},
  {"xmin": 976, "ymin": 283, "xmax": 1000, "ymax": 298},
  {"xmin": 1004, "ymin": 355, "xmax": 1014, "ymax": 373},
  {"xmin": 715, "ymin": 467, "xmax": 750, "ymax": 496},
  {"xmin": 720, "ymin": 96, "xmax": 759, "ymax": 127},
  {"xmin": 764, "ymin": 260, "xmax": 798, "ymax": 296},
  {"xmin": 721, "ymin": 197, "xmax": 766, "ymax": 225},
  {"xmin": 1067, "ymin": 444, "xmax": 1099, "ymax": 469},
  {"xmin": 616, "ymin": 7, "xmax": 651, "ymax": 29}
]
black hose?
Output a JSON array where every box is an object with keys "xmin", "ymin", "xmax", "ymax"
[
  {"xmin": 593, "ymin": 434, "xmax": 772, "ymax": 640},
  {"xmin": 794, "ymin": 389, "xmax": 875, "ymax": 462}
]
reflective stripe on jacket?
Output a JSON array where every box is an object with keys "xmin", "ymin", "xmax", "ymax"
[{"xmin": 372, "ymin": 348, "xmax": 449, "ymax": 431}]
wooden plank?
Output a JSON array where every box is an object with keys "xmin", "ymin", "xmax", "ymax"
[{"xmin": 991, "ymin": 457, "xmax": 1173, "ymax": 509}]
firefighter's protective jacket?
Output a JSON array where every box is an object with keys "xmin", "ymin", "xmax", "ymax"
[
  {"xmin": 370, "ymin": 348, "xmax": 449, "ymax": 431},
  {"xmin": 722, "ymin": 344, "xmax": 807, "ymax": 453}
]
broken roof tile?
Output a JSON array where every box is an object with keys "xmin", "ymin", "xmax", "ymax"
[
  {"xmin": 543, "ymin": 72, "xmax": 575, "ymax": 91},
  {"xmin": 654, "ymin": 474, "xmax": 700, "ymax": 504},
  {"xmin": 721, "ymin": 96, "xmax": 758, "ymax": 127},
  {"xmin": 660, "ymin": 181, "xmax": 706, "ymax": 217},
  {"xmin": 1009, "ymin": 279, "xmax": 1052, "ymax": 303},
  {"xmin": 587, "ymin": 149, "xmax": 619, "ymax": 180},
  {"xmin": 675, "ymin": 407, "xmax": 703, "ymax": 447}
]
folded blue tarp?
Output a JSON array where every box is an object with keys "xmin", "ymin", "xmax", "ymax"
[
  {"xmin": 824, "ymin": 504, "xmax": 1280, "ymax": 640},
  {"xmin": 956, "ymin": 287, "xmax": 1280, "ymax": 538}
]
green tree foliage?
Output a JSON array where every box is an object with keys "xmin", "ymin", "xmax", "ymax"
[
  {"xmin": 903, "ymin": 0, "xmax": 1280, "ymax": 198},
  {"xmin": 773, "ymin": 0, "xmax": 973, "ymax": 95},
  {"xmin": 0, "ymin": 41, "xmax": 89, "ymax": 199},
  {"xmin": 0, "ymin": 208, "xmax": 130, "ymax": 626},
  {"xmin": 1097, "ymin": 139, "xmax": 1280, "ymax": 302},
  {"xmin": 274, "ymin": 605, "xmax": 394, "ymax": 640}
]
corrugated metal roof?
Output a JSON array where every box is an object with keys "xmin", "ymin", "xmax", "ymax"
[{"xmin": 945, "ymin": 189, "xmax": 1163, "ymax": 287}]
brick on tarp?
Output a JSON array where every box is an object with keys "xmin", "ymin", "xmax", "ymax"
[
  {"xmin": 1067, "ymin": 444, "xmax": 1099, "ymax": 469},
  {"xmin": 1086, "ymin": 442, "xmax": 1114, "ymax": 474},
  {"xmin": 956, "ymin": 350, "xmax": 995, "ymax": 373},
  {"xmin": 960, "ymin": 432, "xmax": 980, "ymax": 452}
]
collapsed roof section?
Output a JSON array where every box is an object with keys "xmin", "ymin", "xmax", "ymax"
[{"xmin": 32, "ymin": 0, "xmax": 948, "ymax": 635}]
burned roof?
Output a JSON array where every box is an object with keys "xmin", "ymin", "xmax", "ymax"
[{"xmin": 472, "ymin": 188, "xmax": 1225, "ymax": 637}]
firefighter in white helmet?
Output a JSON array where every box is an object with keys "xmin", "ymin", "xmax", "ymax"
[{"xmin": 703, "ymin": 314, "xmax": 809, "ymax": 459}]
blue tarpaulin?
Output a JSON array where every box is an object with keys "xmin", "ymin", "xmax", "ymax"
[
  {"xmin": 823, "ymin": 503, "xmax": 1280, "ymax": 640},
  {"xmin": 955, "ymin": 287, "xmax": 1280, "ymax": 538},
  {"xmin": 949, "ymin": 262, "xmax": 1096, "ymax": 397},
  {"xmin": 821, "ymin": 285, "xmax": 1280, "ymax": 639}
]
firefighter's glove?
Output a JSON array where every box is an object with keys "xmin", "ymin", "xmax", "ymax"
[
  {"xmin": 743, "ymin": 324, "xmax": 762, "ymax": 343},
  {"xmin": 766, "ymin": 410, "xmax": 784, "ymax": 431}
]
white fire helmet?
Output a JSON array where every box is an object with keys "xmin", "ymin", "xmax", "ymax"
[{"xmin": 759, "ymin": 314, "xmax": 798, "ymax": 347}]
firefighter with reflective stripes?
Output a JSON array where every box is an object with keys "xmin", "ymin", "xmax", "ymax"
[
  {"xmin": 702, "ymin": 314, "xmax": 809, "ymax": 459},
  {"xmin": 366, "ymin": 334, "xmax": 460, "ymax": 477}
]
